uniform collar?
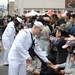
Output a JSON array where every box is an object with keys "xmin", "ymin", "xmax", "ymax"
[{"xmin": 29, "ymin": 28, "xmax": 35, "ymax": 36}]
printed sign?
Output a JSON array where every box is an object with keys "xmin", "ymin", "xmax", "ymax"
[{"xmin": 65, "ymin": 0, "xmax": 75, "ymax": 8}]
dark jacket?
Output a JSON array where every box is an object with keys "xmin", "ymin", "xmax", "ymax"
[{"xmin": 53, "ymin": 37, "xmax": 68, "ymax": 64}]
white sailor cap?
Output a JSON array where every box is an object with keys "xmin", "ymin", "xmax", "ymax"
[
  {"xmin": 34, "ymin": 21, "xmax": 44, "ymax": 29},
  {"xmin": 43, "ymin": 17, "xmax": 50, "ymax": 22},
  {"xmin": 73, "ymin": 49, "xmax": 75, "ymax": 54},
  {"xmin": 16, "ymin": 17, "xmax": 22, "ymax": 23}
]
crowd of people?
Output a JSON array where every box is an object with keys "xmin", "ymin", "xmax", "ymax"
[{"xmin": 0, "ymin": 12, "xmax": 75, "ymax": 75}]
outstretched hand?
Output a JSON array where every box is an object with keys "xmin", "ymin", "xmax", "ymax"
[
  {"xmin": 60, "ymin": 70, "xmax": 65, "ymax": 74},
  {"xmin": 51, "ymin": 64, "xmax": 59, "ymax": 70},
  {"xmin": 47, "ymin": 61, "xmax": 53, "ymax": 67},
  {"xmin": 33, "ymin": 70, "xmax": 40, "ymax": 75},
  {"xmin": 65, "ymin": 35, "xmax": 75, "ymax": 41}
]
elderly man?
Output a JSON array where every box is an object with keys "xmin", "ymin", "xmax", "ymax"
[
  {"xmin": 2, "ymin": 17, "xmax": 22, "ymax": 66},
  {"xmin": 8, "ymin": 20, "xmax": 52, "ymax": 75}
]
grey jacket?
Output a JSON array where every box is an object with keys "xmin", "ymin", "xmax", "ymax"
[{"xmin": 59, "ymin": 53, "xmax": 75, "ymax": 75}]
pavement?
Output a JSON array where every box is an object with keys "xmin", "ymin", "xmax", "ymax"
[
  {"xmin": 0, "ymin": 39, "xmax": 41, "ymax": 75},
  {"xmin": 0, "ymin": 40, "xmax": 8, "ymax": 75},
  {"xmin": 0, "ymin": 65, "xmax": 8, "ymax": 75}
]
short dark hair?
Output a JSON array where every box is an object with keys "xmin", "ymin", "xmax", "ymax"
[
  {"xmin": 71, "ymin": 14, "xmax": 75, "ymax": 19},
  {"xmin": 51, "ymin": 14, "xmax": 59, "ymax": 20},
  {"xmin": 56, "ymin": 18, "xmax": 66, "ymax": 26},
  {"xmin": 36, "ymin": 17, "xmax": 45, "ymax": 25}
]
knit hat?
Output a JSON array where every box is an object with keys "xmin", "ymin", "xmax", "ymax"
[
  {"xmin": 57, "ymin": 24, "xmax": 68, "ymax": 33},
  {"xmin": 66, "ymin": 12, "xmax": 71, "ymax": 17}
]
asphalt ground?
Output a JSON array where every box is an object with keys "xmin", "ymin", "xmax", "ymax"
[
  {"xmin": 0, "ymin": 40, "xmax": 8, "ymax": 75},
  {"xmin": 0, "ymin": 40, "xmax": 41, "ymax": 75}
]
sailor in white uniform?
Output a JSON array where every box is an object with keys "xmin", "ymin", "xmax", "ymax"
[
  {"xmin": 2, "ymin": 17, "xmax": 22, "ymax": 65},
  {"xmin": 8, "ymin": 20, "xmax": 52, "ymax": 75}
]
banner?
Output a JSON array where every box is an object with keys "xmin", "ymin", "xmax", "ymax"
[{"xmin": 65, "ymin": 0, "xmax": 75, "ymax": 8}]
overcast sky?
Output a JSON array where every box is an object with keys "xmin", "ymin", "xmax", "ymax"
[{"xmin": 0, "ymin": 0, "xmax": 14, "ymax": 6}]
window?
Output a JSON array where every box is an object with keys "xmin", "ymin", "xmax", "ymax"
[
  {"xmin": 58, "ymin": 11, "xmax": 61, "ymax": 13},
  {"xmin": 54, "ymin": 11, "xmax": 57, "ymax": 13},
  {"xmin": 24, "ymin": 11, "xmax": 27, "ymax": 13},
  {"xmin": 68, "ymin": 11, "xmax": 73, "ymax": 13},
  {"xmin": 28, "ymin": 11, "xmax": 30, "ymax": 12},
  {"xmin": 45, "ymin": 11, "xmax": 48, "ymax": 12},
  {"xmin": 36, "ymin": 11, "xmax": 40, "ymax": 13}
]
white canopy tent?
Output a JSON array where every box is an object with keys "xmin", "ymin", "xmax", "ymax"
[
  {"xmin": 61, "ymin": 11, "xmax": 68, "ymax": 17},
  {"xmin": 25, "ymin": 10, "xmax": 41, "ymax": 17}
]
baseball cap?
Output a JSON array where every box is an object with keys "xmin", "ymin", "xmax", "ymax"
[
  {"xmin": 66, "ymin": 12, "xmax": 71, "ymax": 17},
  {"xmin": 62, "ymin": 41, "xmax": 75, "ymax": 49}
]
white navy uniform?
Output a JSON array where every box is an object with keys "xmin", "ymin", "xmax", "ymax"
[
  {"xmin": 2, "ymin": 21, "xmax": 16, "ymax": 65},
  {"xmin": 8, "ymin": 28, "xmax": 49, "ymax": 75}
]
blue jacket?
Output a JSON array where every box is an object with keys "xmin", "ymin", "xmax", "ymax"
[{"xmin": 69, "ymin": 25, "xmax": 75, "ymax": 37}]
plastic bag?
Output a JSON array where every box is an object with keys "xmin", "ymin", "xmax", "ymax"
[{"xmin": 26, "ymin": 60, "xmax": 37, "ymax": 75}]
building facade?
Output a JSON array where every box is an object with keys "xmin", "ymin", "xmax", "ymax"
[
  {"xmin": 65, "ymin": 0, "xmax": 75, "ymax": 13},
  {"xmin": 14, "ymin": 0, "xmax": 75, "ymax": 16},
  {"xmin": 0, "ymin": 5, "xmax": 5, "ymax": 16},
  {"xmin": 0, "ymin": 2, "xmax": 14, "ymax": 17},
  {"xmin": 9, "ymin": 2, "xmax": 14, "ymax": 16}
]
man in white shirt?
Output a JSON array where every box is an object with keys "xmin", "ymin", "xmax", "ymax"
[
  {"xmin": 8, "ymin": 20, "xmax": 52, "ymax": 75},
  {"xmin": 2, "ymin": 17, "xmax": 22, "ymax": 66}
]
